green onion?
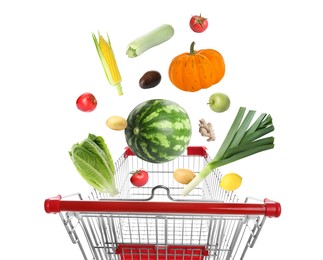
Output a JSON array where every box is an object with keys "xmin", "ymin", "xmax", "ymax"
[{"xmin": 181, "ymin": 107, "xmax": 275, "ymax": 196}]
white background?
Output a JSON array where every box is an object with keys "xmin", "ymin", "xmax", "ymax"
[{"xmin": 1, "ymin": 0, "xmax": 322, "ymax": 259}]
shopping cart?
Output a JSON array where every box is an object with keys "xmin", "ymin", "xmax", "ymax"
[{"xmin": 44, "ymin": 146, "xmax": 281, "ymax": 260}]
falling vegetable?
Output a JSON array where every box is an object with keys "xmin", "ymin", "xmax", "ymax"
[
  {"xmin": 208, "ymin": 92, "xmax": 231, "ymax": 113},
  {"xmin": 69, "ymin": 133, "xmax": 119, "ymax": 196},
  {"xmin": 182, "ymin": 107, "xmax": 275, "ymax": 196},
  {"xmin": 130, "ymin": 169, "xmax": 149, "ymax": 187},
  {"xmin": 126, "ymin": 24, "xmax": 174, "ymax": 58},
  {"xmin": 106, "ymin": 116, "xmax": 128, "ymax": 131},
  {"xmin": 220, "ymin": 173, "xmax": 242, "ymax": 191},
  {"xmin": 173, "ymin": 168, "xmax": 196, "ymax": 184},
  {"xmin": 199, "ymin": 119, "xmax": 215, "ymax": 141},
  {"xmin": 139, "ymin": 70, "xmax": 162, "ymax": 89},
  {"xmin": 125, "ymin": 99, "xmax": 192, "ymax": 163},
  {"xmin": 92, "ymin": 32, "xmax": 123, "ymax": 96},
  {"xmin": 189, "ymin": 14, "xmax": 208, "ymax": 33},
  {"xmin": 168, "ymin": 41, "xmax": 225, "ymax": 92},
  {"xmin": 76, "ymin": 92, "xmax": 97, "ymax": 112}
]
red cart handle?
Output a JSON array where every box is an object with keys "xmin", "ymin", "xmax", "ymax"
[{"xmin": 44, "ymin": 196, "xmax": 281, "ymax": 218}]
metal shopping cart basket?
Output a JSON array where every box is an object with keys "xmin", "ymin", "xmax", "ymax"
[{"xmin": 44, "ymin": 146, "xmax": 281, "ymax": 260}]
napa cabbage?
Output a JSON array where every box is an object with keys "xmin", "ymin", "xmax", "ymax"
[{"xmin": 69, "ymin": 133, "xmax": 119, "ymax": 196}]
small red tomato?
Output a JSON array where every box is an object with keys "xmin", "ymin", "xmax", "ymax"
[
  {"xmin": 76, "ymin": 92, "xmax": 97, "ymax": 112},
  {"xmin": 189, "ymin": 14, "xmax": 208, "ymax": 33},
  {"xmin": 130, "ymin": 169, "xmax": 149, "ymax": 187}
]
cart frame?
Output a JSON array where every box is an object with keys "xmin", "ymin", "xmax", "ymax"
[{"xmin": 45, "ymin": 146, "xmax": 281, "ymax": 260}]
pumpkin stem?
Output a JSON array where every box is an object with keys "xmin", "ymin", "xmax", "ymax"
[{"xmin": 190, "ymin": 41, "xmax": 196, "ymax": 55}]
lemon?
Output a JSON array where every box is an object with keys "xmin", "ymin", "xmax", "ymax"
[{"xmin": 219, "ymin": 173, "xmax": 242, "ymax": 191}]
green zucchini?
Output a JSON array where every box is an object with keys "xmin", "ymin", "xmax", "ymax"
[{"xmin": 126, "ymin": 24, "xmax": 175, "ymax": 58}]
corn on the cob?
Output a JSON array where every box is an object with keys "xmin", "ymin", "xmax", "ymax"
[{"xmin": 92, "ymin": 32, "xmax": 123, "ymax": 96}]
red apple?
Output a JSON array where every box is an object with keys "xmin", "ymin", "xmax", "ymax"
[{"xmin": 76, "ymin": 92, "xmax": 97, "ymax": 112}]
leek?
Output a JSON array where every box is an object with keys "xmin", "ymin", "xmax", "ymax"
[
  {"xmin": 69, "ymin": 134, "xmax": 119, "ymax": 196},
  {"xmin": 182, "ymin": 107, "xmax": 275, "ymax": 196}
]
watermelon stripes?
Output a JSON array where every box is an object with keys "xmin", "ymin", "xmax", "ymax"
[{"xmin": 125, "ymin": 99, "xmax": 192, "ymax": 163}]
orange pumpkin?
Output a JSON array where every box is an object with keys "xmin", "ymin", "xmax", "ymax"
[{"xmin": 168, "ymin": 42, "xmax": 225, "ymax": 92}]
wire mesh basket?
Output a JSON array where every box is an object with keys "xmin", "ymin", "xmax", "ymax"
[{"xmin": 45, "ymin": 146, "xmax": 281, "ymax": 260}]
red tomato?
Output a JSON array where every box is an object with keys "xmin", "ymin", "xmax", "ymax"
[
  {"xmin": 130, "ymin": 169, "xmax": 149, "ymax": 187},
  {"xmin": 189, "ymin": 14, "xmax": 208, "ymax": 33},
  {"xmin": 76, "ymin": 92, "xmax": 97, "ymax": 112}
]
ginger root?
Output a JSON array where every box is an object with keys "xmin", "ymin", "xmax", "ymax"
[{"xmin": 199, "ymin": 119, "xmax": 215, "ymax": 142}]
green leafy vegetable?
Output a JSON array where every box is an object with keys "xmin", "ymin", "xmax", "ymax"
[
  {"xmin": 182, "ymin": 107, "xmax": 275, "ymax": 196},
  {"xmin": 69, "ymin": 134, "xmax": 119, "ymax": 196}
]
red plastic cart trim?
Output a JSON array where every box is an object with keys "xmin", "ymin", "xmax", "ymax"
[
  {"xmin": 187, "ymin": 146, "xmax": 208, "ymax": 158},
  {"xmin": 44, "ymin": 196, "xmax": 281, "ymax": 218},
  {"xmin": 264, "ymin": 198, "xmax": 282, "ymax": 218},
  {"xmin": 124, "ymin": 146, "xmax": 208, "ymax": 158},
  {"xmin": 115, "ymin": 244, "xmax": 208, "ymax": 260},
  {"xmin": 124, "ymin": 147, "xmax": 135, "ymax": 157}
]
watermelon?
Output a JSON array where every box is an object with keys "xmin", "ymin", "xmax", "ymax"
[{"xmin": 125, "ymin": 99, "xmax": 192, "ymax": 163}]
